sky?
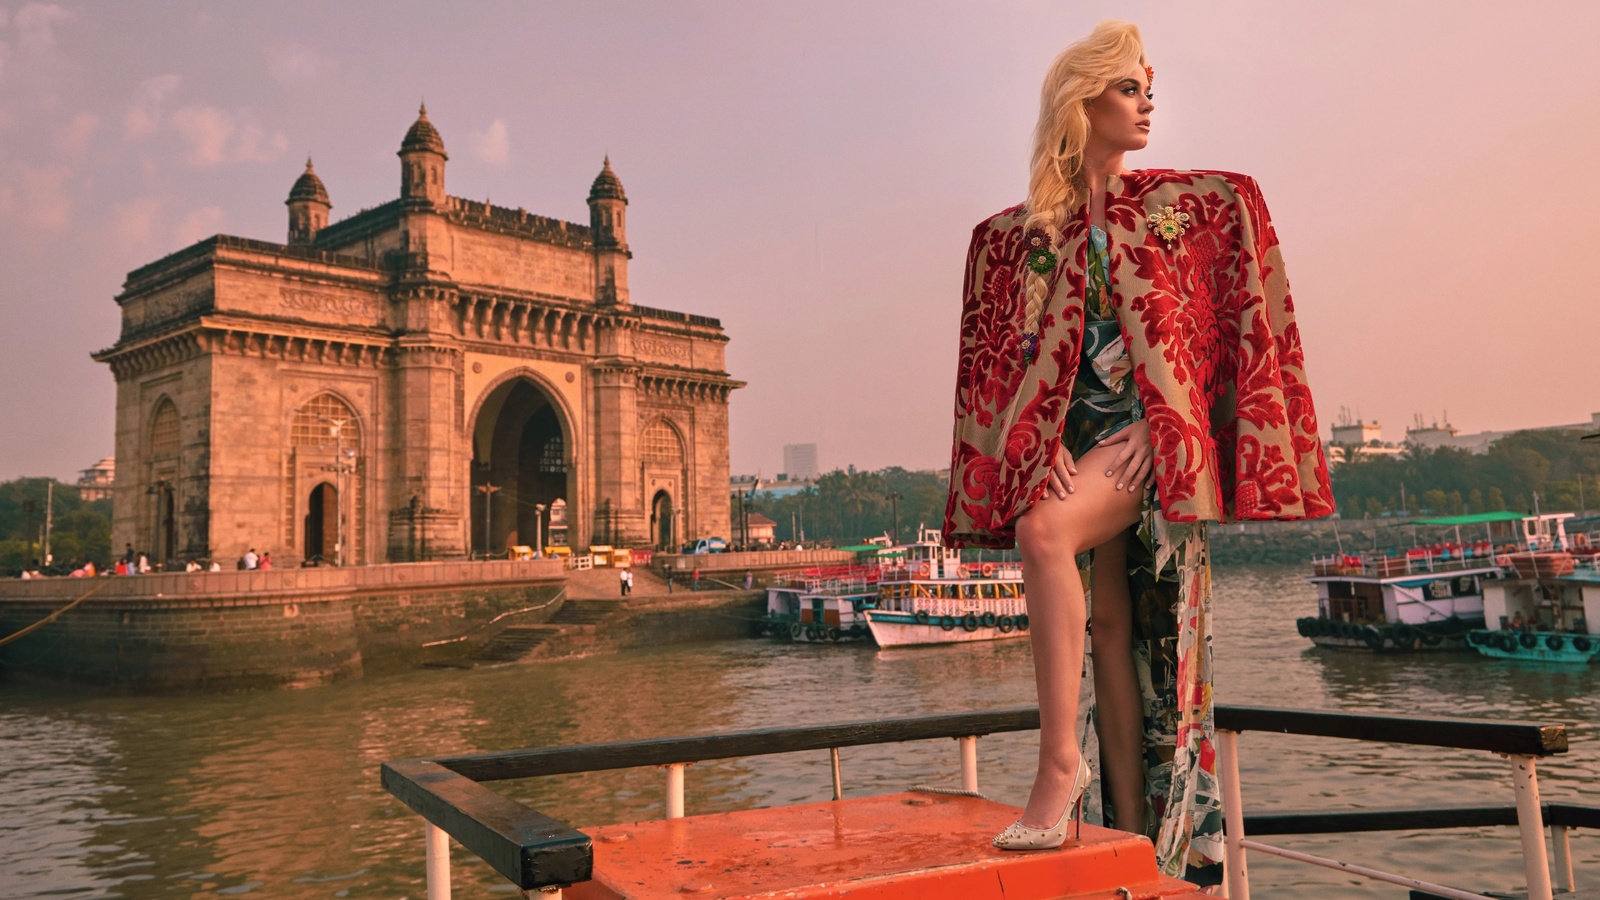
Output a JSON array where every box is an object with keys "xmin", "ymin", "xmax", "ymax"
[{"xmin": 0, "ymin": 1, "xmax": 1597, "ymax": 482}]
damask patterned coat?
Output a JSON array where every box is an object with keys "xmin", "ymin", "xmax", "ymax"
[
  {"xmin": 941, "ymin": 170, "xmax": 1333, "ymax": 880},
  {"xmin": 942, "ymin": 170, "xmax": 1334, "ymax": 546}
]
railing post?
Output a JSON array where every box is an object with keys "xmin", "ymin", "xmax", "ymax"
[
  {"xmin": 665, "ymin": 762, "xmax": 686, "ymax": 819},
  {"xmin": 1508, "ymin": 754, "xmax": 1553, "ymax": 900},
  {"xmin": 958, "ymin": 735, "xmax": 979, "ymax": 794},
  {"xmin": 830, "ymin": 747, "xmax": 843, "ymax": 800},
  {"xmin": 1551, "ymin": 825, "xmax": 1574, "ymax": 893},
  {"xmin": 1216, "ymin": 728, "xmax": 1250, "ymax": 900},
  {"xmin": 425, "ymin": 821, "xmax": 451, "ymax": 900}
]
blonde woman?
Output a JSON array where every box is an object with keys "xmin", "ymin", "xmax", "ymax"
[{"xmin": 941, "ymin": 21, "xmax": 1333, "ymax": 882}]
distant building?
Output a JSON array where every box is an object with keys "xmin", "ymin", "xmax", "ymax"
[
  {"xmin": 1325, "ymin": 418, "xmax": 1404, "ymax": 466},
  {"xmin": 76, "ymin": 457, "xmax": 115, "ymax": 501},
  {"xmin": 746, "ymin": 512, "xmax": 777, "ymax": 545},
  {"xmin": 1330, "ymin": 419, "xmax": 1383, "ymax": 446},
  {"xmin": 783, "ymin": 443, "xmax": 819, "ymax": 481},
  {"xmin": 1404, "ymin": 412, "xmax": 1600, "ymax": 454}
]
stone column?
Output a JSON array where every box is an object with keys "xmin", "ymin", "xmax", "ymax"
[
  {"xmin": 387, "ymin": 283, "xmax": 467, "ymax": 559},
  {"xmin": 590, "ymin": 361, "xmax": 647, "ymax": 546}
]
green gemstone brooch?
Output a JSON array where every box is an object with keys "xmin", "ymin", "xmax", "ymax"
[{"xmin": 1146, "ymin": 205, "xmax": 1191, "ymax": 249}]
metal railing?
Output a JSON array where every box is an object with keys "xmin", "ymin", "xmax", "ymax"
[{"xmin": 382, "ymin": 706, "xmax": 1585, "ymax": 900}]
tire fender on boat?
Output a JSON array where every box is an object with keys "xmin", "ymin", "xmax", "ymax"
[
  {"xmin": 913, "ymin": 610, "xmax": 930, "ymax": 625},
  {"xmin": 979, "ymin": 612, "xmax": 998, "ymax": 628},
  {"xmin": 997, "ymin": 615, "xmax": 1015, "ymax": 633},
  {"xmin": 961, "ymin": 613, "xmax": 980, "ymax": 632},
  {"xmin": 1362, "ymin": 626, "xmax": 1385, "ymax": 651},
  {"xmin": 1545, "ymin": 634, "xmax": 1565, "ymax": 651},
  {"xmin": 981, "ymin": 563, "xmax": 996, "ymax": 577},
  {"xmin": 1573, "ymin": 636, "xmax": 1593, "ymax": 652},
  {"xmin": 1017, "ymin": 614, "xmax": 1030, "ymax": 630},
  {"xmin": 789, "ymin": 622, "xmax": 803, "ymax": 640},
  {"xmin": 1518, "ymin": 632, "xmax": 1538, "ymax": 649},
  {"xmin": 939, "ymin": 615, "xmax": 957, "ymax": 631}
]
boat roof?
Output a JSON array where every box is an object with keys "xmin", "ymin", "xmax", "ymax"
[{"xmin": 1411, "ymin": 511, "xmax": 1527, "ymax": 526}]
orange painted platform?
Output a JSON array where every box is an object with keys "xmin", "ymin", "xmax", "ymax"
[{"xmin": 565, "ymin": 791, "xmax": 1201, "ymax": 899}]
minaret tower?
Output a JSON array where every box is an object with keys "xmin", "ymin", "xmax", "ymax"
[
  {"xmin": 285, "ymin": 158, "xmax": 330, "ymax": 246},
  {"xmin": 587, "ymin": 156, "xmax": 631, "ymax": 306},
  {"xmin": 398, "ymin": 103, "xmax": 447, "ymax": 206}
]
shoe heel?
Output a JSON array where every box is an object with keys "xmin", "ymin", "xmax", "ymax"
[{"xmin": 1072, "ymin": 793, "xmax": 1083, "ymax": 841}]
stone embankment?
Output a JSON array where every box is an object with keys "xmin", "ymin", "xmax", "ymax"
[
  {"xmin": 0, "ymin": 560, "xmax": 566, "ymax": 690},
  {"xmin": 466, "ymin": 566, "xmax": 765, "ymax": 665}
]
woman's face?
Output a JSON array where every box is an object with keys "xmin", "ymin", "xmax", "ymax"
[{"xmin": 1084, "ymin": 62, "xmax": 1154, "ymax": 153}]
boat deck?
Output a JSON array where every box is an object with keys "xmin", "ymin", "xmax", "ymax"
[{"xmin": 566, "ymin": 791, "xmax": 1199, "ymax": 899}]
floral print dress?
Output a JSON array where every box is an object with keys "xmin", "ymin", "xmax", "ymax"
[{"xmin": 1065, "ymin": 224, "xmax": 1225, "ymax": 885}]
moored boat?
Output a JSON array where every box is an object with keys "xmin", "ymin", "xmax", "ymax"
[
  {"xmin": 762, "ymin": 564, "xmax": 881, "ymax": 643},
  {"xmin": 1301, "ymin": 536, "xmax": 1504, "ymax": 651},
  {"xmin": 1468, "ymin": 517, "xmax": 1600, "ymax": 664},
  {"xmin": 864, "ymin": 527, "xmax": 1029, "ymax": 648}
]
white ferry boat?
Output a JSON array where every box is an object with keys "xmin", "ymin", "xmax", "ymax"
[
  {"xmin": 864, "ymin": 528, "xmax": 1029, "ymax": 648},
  {"xmin": 1298, "ymin": 512, "xmax": 1515, "ymax": 651}
]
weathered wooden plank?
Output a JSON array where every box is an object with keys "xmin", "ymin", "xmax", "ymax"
[
  {"xmin": 1216, "ymin": 705, "xmax": 1567, "ymax": 756},
  {"xmin": 381, "ymin": 759, "xmax": 591, "ymax": 889}
]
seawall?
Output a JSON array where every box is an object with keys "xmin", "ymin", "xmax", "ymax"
[{"xmin": 0, "ymin": 560, "xmax": 566, "ymax": 691}]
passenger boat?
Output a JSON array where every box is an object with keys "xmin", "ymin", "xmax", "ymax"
[
  {"xmin": 760, "ymin": 564, "xmax": 881, "ymax": 643},
  {"xmin": 1467, "ymin": 514, "xmax": 1600, "ymax": 664},
  {"xmin": 864, "ymin": 527, "xmax": 1029, "ymax": 648},
  {"xmin": 1299, "ymin": 524, "xmax": 1507, "ymax": 652}
]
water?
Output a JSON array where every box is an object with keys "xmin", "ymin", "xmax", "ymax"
[{"xmin": 1, "ymin": 564, "xmax": 1595, "ymax": 898}]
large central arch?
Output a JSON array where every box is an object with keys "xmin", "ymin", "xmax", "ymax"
[{"xmin": 470, "ymin": 375, "xmax": 573, "ymax": 556}]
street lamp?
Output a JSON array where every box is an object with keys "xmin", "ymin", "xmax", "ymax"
[
  {"xmin": 733, "ymin": 479, "xmax": 763, "ymax": 550},
  {"xmin": 534, "ymin": 502, "xmax": 547, "ymax": 557},
  {"xmin": 146, "ymin": 478, "xmax": 174, "ymax": 564},
  {"xmin": 476, "ymin": 482, "xmax": 501, "ymax": 558},
  {"xmin": 317, "ymin": 416, "xmax": 357, "ymax": 566}
]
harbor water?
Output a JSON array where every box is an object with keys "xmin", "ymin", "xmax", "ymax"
[{"xmin": 3, "ymin": 564, "xmax": 1596, "ymax": 898}]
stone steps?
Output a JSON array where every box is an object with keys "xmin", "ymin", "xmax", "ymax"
[
  {"xmin": 547, "ymin": 599, "xmax": 623, "ymax": 625},
  {"xmin": 472, "ymin": 625, "xmax": 560, "ymax": 662}
]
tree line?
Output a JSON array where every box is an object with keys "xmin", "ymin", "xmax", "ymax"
[
  {"xmin": 0, "ymin": 478, "xmax": 113, "ymax": 571},
  {"xmin": 1330, "ymin": 429, "xmax": 1599, "ymax": 518}
]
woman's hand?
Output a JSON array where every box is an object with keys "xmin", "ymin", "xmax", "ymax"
[
  {"xmin": 1047, "ymin": 443, "xmax": 1077, "ymax": 499},
  {"xmin": 1097, "ymin": 420, "xmax": 1155, "ymax": 492}
]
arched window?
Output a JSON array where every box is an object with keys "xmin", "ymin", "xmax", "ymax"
[
  {"xmin": 641, "ymin": 420, "xmax": 684, "ymax": 464},
  {"xmin": 292, "ymin": 393, "xmax": 360, "ymax": 448},
  {"xmin": 150, "ymin": 399, "xmax": 179, "ymax": 459},
  {"xmin": 539, "ymin": 434, "xmax": 566, "ymax": 473}
]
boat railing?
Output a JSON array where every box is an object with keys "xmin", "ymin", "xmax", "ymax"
[
  {"xmin": 1311, "ymin": 551, "xmax": 1505, "ymax": 578},
  {"xmin": 382, "ymin": 705, "xmax": 1588, "ymax": 900}
]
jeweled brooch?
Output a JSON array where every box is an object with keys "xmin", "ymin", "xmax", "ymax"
[
  {"xmin": 1146, "ymin": 205, "xmax": 1190, "ymax": 249},
  {"xmin": 1019, "ymin": 331, "xmax": 1040, "ymax": 365},
  {"xmin": 1023, "ymin": 228, "xmax": 1057, "ymax": 274}
]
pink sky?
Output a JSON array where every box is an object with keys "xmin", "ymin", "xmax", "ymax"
[{"xmin": 1, "ymin": 1, "xmax": 1597, "ymax": 481}]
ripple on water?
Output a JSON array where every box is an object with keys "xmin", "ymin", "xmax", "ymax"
[{"xmin": 0, "ymin": 564, "xmax": 1594, "ymax": 897}]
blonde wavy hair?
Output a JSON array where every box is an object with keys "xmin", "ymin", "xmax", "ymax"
[{"xmin": 1021, "ymin": 21, "xmax": 1147, "ymax": 336}]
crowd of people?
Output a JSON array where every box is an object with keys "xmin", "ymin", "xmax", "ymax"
[{"xmin": 12, "ymin": 544, "xmax": 280, "ymax": 578}]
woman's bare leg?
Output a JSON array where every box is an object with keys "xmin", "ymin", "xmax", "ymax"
[
  {"xmin": 1014, "ymin": 441, "xmax": 1143, "ymax": 828},
  {"xmin": 1090, "ymin": 530, "xmax": 1147, "ymax": 835}
]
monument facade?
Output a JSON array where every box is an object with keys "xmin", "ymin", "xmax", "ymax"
[{"xmin": 94, "ymin": 107, "xmax": 743, "ymax": 565}]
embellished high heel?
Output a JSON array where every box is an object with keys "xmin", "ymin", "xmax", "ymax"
[{"xmin": 991, "ymin": 756, "xmax": 1091, "ymax": 850}]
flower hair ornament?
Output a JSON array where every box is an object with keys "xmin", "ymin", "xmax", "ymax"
[{"xmin": 1018, "ymin": 228, "xmax": 1057, "ymax": 365}]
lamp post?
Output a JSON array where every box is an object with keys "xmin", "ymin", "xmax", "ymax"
[
  {"xmin": 476, "ymin": 483, "xmax": 501, "ymax": 558},
  {"xmin": 146, "ymin": 478, "xmax": 174, "ymax": 565},
  {"xmin": 534, "ymin": 502, "xmax": 547, "ymax": 557},
  {"xmin": 317, "ymin": 416, "xmax": 356, "ymax": 566},
  {"xmin": 887, "ymin": 490, "xmax": 902, "ymax": 545}
]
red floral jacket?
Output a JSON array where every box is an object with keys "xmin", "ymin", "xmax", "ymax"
[{"xmin": 942, "ymin": 170, "xmax": 1334, "ymax": 548}]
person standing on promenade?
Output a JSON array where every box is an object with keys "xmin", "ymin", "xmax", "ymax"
[
  {"xmin": 243, "ymin": 548, "xmax": 259, "ymax": 570},
  {"xmin": 941, "ymin": 20, "xmax": 1333, "ymax": 883},
  {"xmin": 692, "ymin": 567, "xmax": 700, "ymax": 592},
  {"xmin": 743, "ymin": 569, "xmax": 754, "ymax": 590}
]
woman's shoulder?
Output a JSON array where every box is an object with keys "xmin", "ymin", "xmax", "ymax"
[
  {"xmin": 970, "ymin": 203, "xmax": 1028, "ymax": 239},
  {"xmin": 1123, "ymin": 168, "xmax": 1267, "ymax": 201}
]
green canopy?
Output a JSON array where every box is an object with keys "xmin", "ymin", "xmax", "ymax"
[
  {"xmin": 1412, "ymin": 511, "xmax": 1526, "ymax": 526},
  {"xmin": 838, "ymin": 544, "xmax": 886, "ymax": 553}
]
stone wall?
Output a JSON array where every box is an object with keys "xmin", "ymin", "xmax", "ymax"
[{"xmin": 0, "ymin": 560, "xmax": 565, "ymax": 691}]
